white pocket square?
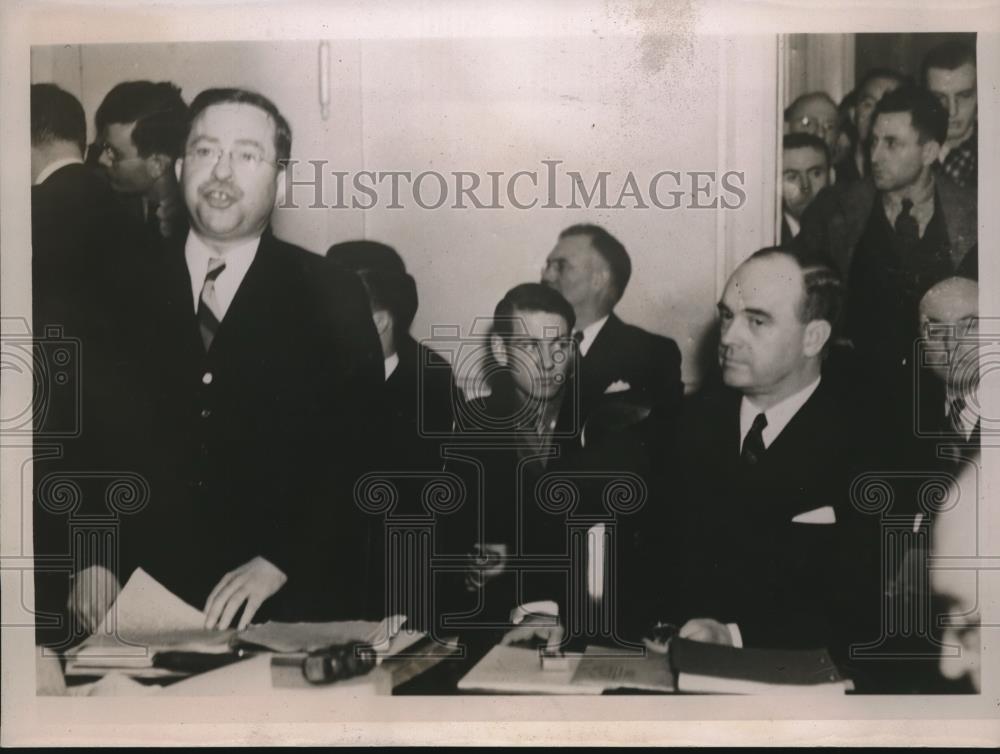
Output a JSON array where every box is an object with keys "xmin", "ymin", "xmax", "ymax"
[
  {"xmin": 792, "ymin": 506, "xmax": 836, "ymax": 524},
  {"xmin": 604, "ymin": 380, "xmax": 631, "ymax": 394}
]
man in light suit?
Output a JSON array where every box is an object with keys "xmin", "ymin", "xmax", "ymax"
[
  {"xmin": 541, "ymin": 224, "xmax": 683, "ymax": 424},
  {"xmin": 93, "ymin": 88, "xmax": 383, "ymax": 629},
  {"xmin": 655, "ymin": 249, "xmax": 880, "ymax": 664}
]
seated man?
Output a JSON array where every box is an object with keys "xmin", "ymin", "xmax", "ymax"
[
  {"xmin": 916, "ymin": 275, "xmax": 981, "ymax": 460},
  {"xmin": 655, "ymin": 249, "xmax": 880, "ymax": 661},
  {"xmin": 781, "ymin": 133, "xmax": 830, "ymax": 244},
  {"xmin": 442, "ymin": 283, "xmax": 649, "ymax": 649}
]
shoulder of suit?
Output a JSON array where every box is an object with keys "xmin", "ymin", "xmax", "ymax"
[{"xmin": 610, "ymin": 315, "xmax": 679, "ymax": 352}]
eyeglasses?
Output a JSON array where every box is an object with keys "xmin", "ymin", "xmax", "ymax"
[
  {"xmin": 98, "ymin": 143, "xmax": 144, "ymax": 167},
  {"xmin": 791, "ymin": 116, "xmax": 837, "ymax": 136},
  {"xmin": 185, "ymin": 143, "xmax": 279, "ymax": 172}
]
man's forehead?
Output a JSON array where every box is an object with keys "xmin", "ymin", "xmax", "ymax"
[
  {"xmin": 551, "ymin": 234, "xmax": 598, "ymax": 262},
  {"xmin": 921, "ymin": 280, "xmax": 978, "ymax": 320},
  {"xmin": 862, "ymin": 77, "xmax": 899, "ymax": 99},
  {"xmin": 783, "ymin": 146, "xmax": 827, "ymax": 168},
  {"xmin": 791, "ymin": 97, "xmax": 835, "ymax": 119},
  {"xmin": 189, "ymin": 102, "xmax": 276, "ymax": 142},
  {"xmin": 512, "ymin": 308, "xmax": 569, "ymax": 335},
  {"xmin": 927, "ymin": 63, "xmax": 977, "ymax": 91},
  {"xmin": 873, "ymin": 110, "xmax": 916, "ymax": 135},
  {"xmin": 103, "ymin": 121, "xmax": 137, "ymax": 146},
  {"xmin": 725, "ymin": 256, "xmax": 802, "ymax": 308}
]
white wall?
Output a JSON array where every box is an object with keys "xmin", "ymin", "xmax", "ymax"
[{"xmin": 31, "ymin": 36, "xmax": 778, "ymax": 392}]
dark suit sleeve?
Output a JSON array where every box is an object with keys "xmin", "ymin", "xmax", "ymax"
[
  {"xmin": 258, "ymin": 256, "xmax": 384, "ymax": 620},
  {"xmin": 648, "ymin": 334, "xmax": 683, "ymax": 417}
]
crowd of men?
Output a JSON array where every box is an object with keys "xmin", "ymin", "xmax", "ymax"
[{"xmin": 29, "ymin": 37, "xmax": 981, "ymax": 694}]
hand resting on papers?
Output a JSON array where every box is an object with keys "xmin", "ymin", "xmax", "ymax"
[
  {"xmin": 204, "ymin": 556, "xmax": 287, "ymax": 630},
  {"xmin": 67, "ymin": 565, "xmax": 122, "ymax": 634},
  {"xmin": 500, "ymin": 613, "xmax": 565, "ymax": 652}
]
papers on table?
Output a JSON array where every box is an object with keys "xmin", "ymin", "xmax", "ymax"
[
  {"xmin": 570, "ymin": 645, "xmax": 675, "ymax": 692},
  {"xmin": 457, "ymin": 645, "xmax": 599, "ymax": 694},
  {"xmin": 65, "ymin": 569, "xmax": 235, "ymax": 676},
  {"xmin": 236, "ymin": 614, "xmax": 407, "ymax": 655}
]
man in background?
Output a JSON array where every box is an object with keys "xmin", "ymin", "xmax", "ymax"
[
  {"xmin": 785, "ymin": 91, "xmax": 842, "ymax": 171},
  {"xmin": 541, "ymin": 224, "xmax": 682, "ymax": 425},
  {"xmin": 835, "ymin": 68, "xmax": 907, "ymax": 185},
  {"xmin": 95, "ymin": 80, "xmax": 189, "ymax": 241},
  {"xmin": 31, "ymin": 84, "xmax": 147, "ymax": 645},
  {"xmin": 923, "ymin": 41, "xmax": 978, "ymax": 189},
  {"xmin": 781, "ymin": 133, "xmax": 830, "ymax": 244}
]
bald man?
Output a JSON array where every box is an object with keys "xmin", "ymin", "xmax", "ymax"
[
  {"xmin": 786, "ymin": 92, "xmax": 841, "ymax": 169},
  {"xmin": 918, "ymin": 275, "xmax": 980, "ymax": 448}
]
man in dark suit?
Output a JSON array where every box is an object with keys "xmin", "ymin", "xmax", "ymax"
[
  {"xmin": 541, "ymin": 224, "xmax": 682, "ymax": 424},
  {"xmin": 108, "ymin": 88, "xmax": 383, "ymax": 630},
  {"xmin": 31, "ymin": 84, "xmax": 150, "ymax": 645},
  {"xmin": 656, "ymin": 249, "xmax": 879, "ymax": 663},
  {"xmin": 95, "ymin": 81, "xmax": 189, "ymax": 242},
  {"xmin": 781, "ymin": 133, "xmax": 830, "ymax": 245}
]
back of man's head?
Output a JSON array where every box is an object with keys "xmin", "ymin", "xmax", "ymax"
[
  {"xmin": 872, "ymin": 85, "xmax": 949, "ymax": 146},
  {"xmin": 748, "ymin": 247, "xmax": 843, "ymax": 336},
  {"xmin": 327, "ymin": 240, "xmax": 406, "ymax": 274},
  {"xmin": 494, "ymin": 282, "xmax": 576, "ymax": 340},
  {"xmin": 358, "ymin": 268, "xmax": 419, "ymax": 337},
  {"xmin": 96, "ymin": 81, "xmax": 188, "ymax": 160},
  {"xmin": 558, "ymin": 224, "xmax": 631, "ymax": 305},
  {"xmin": 922, "ymin": 40, "xmax": 976, "ymax": 82},
  {"xmin": 31, "ymin": 83, "xmax": 86, "ymax": 155}
]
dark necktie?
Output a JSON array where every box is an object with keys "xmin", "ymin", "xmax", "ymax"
[
  {"xmin": 573, "ymin": 330, "xmax": 585, "ymax": 350},
  {"xmin": 741, "ymin": 412, "xmax": 768, "ymax": 466},
  {"xmin": 894, "ymin": 198, "xmax": 919, "ymax": 242},
  {"xmin": 197, "ymin": 257, "xmax": 226, "ymax": 351}
]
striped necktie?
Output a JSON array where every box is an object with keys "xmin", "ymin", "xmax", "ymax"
[{"xmin": 198, "ymin": 256, "xmax": 226, "ymax": 351}]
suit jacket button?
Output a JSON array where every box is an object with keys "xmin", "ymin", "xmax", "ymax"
[{"xmin": 202, "ymin": 371, "xmax": 213, "ymax": 385}]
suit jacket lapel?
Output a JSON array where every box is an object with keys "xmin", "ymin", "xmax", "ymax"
[{"xmin": 206, "ymin": 232, "xmax": 276, "ymax": 354}]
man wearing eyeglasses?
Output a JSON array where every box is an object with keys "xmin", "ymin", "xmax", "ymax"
[
  {"xmin": 94, "ymin": 81, "xmax": 189, "ymax": 240},
  {"xmin": 785, "ymin": 91, "xmax": 842, "ymax": 173},
  {"xmin": 98, "ymin": 88, "xmax": 383, "ymax": 632}
]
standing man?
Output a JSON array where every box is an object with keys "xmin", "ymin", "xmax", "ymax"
[
  {"xmin": 781, "ymin": 133, "xmax": 830, "ymax": 244},
  {"xmin": 97, "ymin": 88, "xmax": 383, "ymax": 629},
  {"xmin": 31, "ymin": 84, "xmax": 148, "ymax": 645},
  {"xmin": 95, "ymin": 81, "xmax": 189, "ymax": 241},
  {"xmin": 785, "ymin": 92, "xmax": 842, "ymax": 170},
  {"xmin": 835, "ymin": 68, "xmax": 907, "ymax": 185},
  {"xmin": 541, "ymin": 224, "xmax": 682, "ymax": 424},
  {"xmin": 923, "ymin": 41, "xmax": 977, "ymax": 189}
]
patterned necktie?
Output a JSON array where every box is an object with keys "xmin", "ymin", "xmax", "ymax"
[
  {"xmin": 949, "ymin": 396, "xmax": 967, "ymax": 436},
  {"xmin": 894, "ymin": 198, "xmax": 919, "ymax": 242},
  {"xmin": 197, "ymin": 256, "xmax": 227, "ymax": 351},
  {"xmin": 741, "ymin": 412, "xmax": 768, "ymax": 466}
]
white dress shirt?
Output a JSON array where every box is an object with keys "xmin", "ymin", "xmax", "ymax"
[
  {"xmin": 946, "ymin": 383, "xmax": 980, "ymax": 441},
  {"xmin": 739, "ymin": 375, "xmax": 822, "ymax": 452},
  {"xmin": 185, "ymin": 232, "xmax": 260, "ymax": 318},
  {"xmin": 34, "ymin": 157, "xmax": 83, "ymax": 186},
  {"xmin": 574, "ymin": 314, "xmax": 610, "ymax": 357},
  {"xmin": 384, "ymin": 352, "xmax": 400, "ymax": 381},
  {"xmin": 783, "ymin": 211, "xmax": 801, "ymax": 239}
]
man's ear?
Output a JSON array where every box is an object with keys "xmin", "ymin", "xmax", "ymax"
[
  {"xmin": 490, "ymin": 333, "xmax": 509, "ymax": 367},
  {"xmin": 174, "ymin": 157, "xmax": 184, "ymax": 183},
  {"xmin": 372, "ymin": 309, "xmax": 392, "ymax": 336},
  {"xmin": 144, "ymin": 153, "xmax": 172, "ymax": 180},
  {"xmin": 922, "ymin": 139, "xmax": 941, "ymax": 167},
  {"xmin": 803, "ymin": 318, "xmax": 832, "ymax": 358},
  {"xmin": 274, "ymin": 167, "xmax": 287, "ymax": 208}
]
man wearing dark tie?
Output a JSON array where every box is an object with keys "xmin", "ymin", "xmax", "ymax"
[
  {"xmin": 657, "ymin": 249, "xmax": 879, "ymax": 662},
  {"xmin": 109, "ymin": 88, "xmax": 382, "ymax": 629},
  {"xmin": 540, "ymin": 224, "xmax": 682, "ymax": 423}
]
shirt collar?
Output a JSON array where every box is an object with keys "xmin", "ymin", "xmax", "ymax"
[
  {"xmin": 34, "ymin": 157, "xmax": 83, "ymax": 186},
  {"xmin": 384, "ymin": 352, "xmax": 400, "ymax": 381},
  {"xmin": 740, "ymin": 375, "xmax": 821, "ymax": 451},
  {"xmin": 184, "ymin": 230, "xmax": 261, "ymax": 314},
  {"xmin": 576, "ymin": 314, "xmax": 610, "ymax": 357},
  {"xmin": 783, "ymin": 211, "xmax": 801, "ymax": 239}
]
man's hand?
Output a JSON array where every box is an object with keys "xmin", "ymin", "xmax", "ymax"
[
  {"xmin": 204, "ymin": 557, "xmax": 287, "ymax": 630},
  {"xmin": 464, "ymin": 543, "xmax": 508, "ymax": 592},
  {"xmin": 679, "ymin": 617, "xmax": 733, "ymax": 646},
  {"xmin": 500, "ymin": 613, "xmax": 564, "ymax": 652},
  {"xmin": 66, "ymin": 565, "xmax": 121, "ymax": 634}
]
